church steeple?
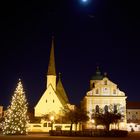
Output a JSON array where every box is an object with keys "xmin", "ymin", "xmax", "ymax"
[
  {"xmin": 56, "ymin": 73, "xmax": 69, "ymax": 104},
  {"xmin": 47, "ymin": 37, "xmax": 56, "ymax": 76},
  {"xmin": 47, "ymin": 37, "xmax": 57, "ymax": 90}
]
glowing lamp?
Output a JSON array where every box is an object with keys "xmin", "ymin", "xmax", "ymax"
[
  {"xmin": 50, "ymin": 116, "xmax": 54, "ymax": 121},
  {"xmin": 50, "ymin": 116, "xmax": 54, "ymax": 131},
  {"xmin": 91, "ymin": 119, "xmax": 95, "ymax": 123}
]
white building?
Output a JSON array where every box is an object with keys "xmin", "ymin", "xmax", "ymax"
[
  {"xmin": 127, "ymin": 102, "xmax": 140, "ymax": 131},
  {"xmin": 0, "ymin": 106, "xmax": 3, "ymax": 118},
  {"xmin": 34, "ymin": 38, "xmax": 73, "ymax": 119},
  {"xmin": 82, "ymin": 67, "xmax": 127, "ymax": 130}
]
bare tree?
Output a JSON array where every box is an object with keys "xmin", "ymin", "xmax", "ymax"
[
  {"xmin": 63, "ymin": 105, "xmax": 89, "ymax": 133},
  {"xmin": 92, "ymin": 104, "xmax": 123, "ymax": 131}
]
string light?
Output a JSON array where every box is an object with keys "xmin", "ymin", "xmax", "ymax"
[{"xmin": 2, "ymin": 80, "xmax": 29, "ymax": 135}]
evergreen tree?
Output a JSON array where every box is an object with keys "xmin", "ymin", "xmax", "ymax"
[{"xmin": 3, "ymin": 79, "xmax": 29, "ymax": 135}]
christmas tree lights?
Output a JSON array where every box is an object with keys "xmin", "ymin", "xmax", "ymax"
[{"xmin": 3, "ymin": 79, "xmax": 29, "ymax": 135}]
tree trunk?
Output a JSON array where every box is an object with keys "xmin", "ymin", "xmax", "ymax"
[
  {"xmin": 106, "ymin": 124, "xmax": 110, "ymax": 131},
  {"xmin": 95, "ymin": 124, "xmax": 97, "ymax": 130},
  {"xmin": 75, "ymin": 123, "xmax": 78, "ymax": 131},
  {"xmin": 70, "ymin": 123, "xmax": 73, "ymax": 135},
  {"xmin": 118, "ymin": 122, "xmax": 120, "ymax": 130}
]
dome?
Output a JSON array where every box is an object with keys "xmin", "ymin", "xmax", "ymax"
[{"xmin": 91, "ymin": 67, "xmax": 103, "ymax": 80}]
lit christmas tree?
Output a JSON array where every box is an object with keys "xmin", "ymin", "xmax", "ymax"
[{"xmin": 3, "ymin": 79, "xmax": 29, "ymax": 135}]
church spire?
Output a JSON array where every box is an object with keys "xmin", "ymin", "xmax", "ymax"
[
  {"xmin": 56, "ymin": 73, "xmax": 69, "ymax": 104},
  {"xmin": 47, "ymin": 37, "xmax": 56, "ymax": 76}
]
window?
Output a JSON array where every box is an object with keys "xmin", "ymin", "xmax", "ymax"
[
  {"xmin": 96, "ymin": 89, "xmax": 99, "ymax": 94},
  {"xmin": 33, "ymin": 125, "xmax": 41, "ymax": 127},
  {"xmin": 65, "ymin": 126, "xmax": 70, "ymax": 128},
  {"xmin": 95, "ymin": 105, "xmax": 99, "ymax": 113},
  {"xmin": 104, "ymin": 80, "xmax": 107, "ymax": 85},
  {"xmin": 136, "ymin": 112, "xmax": 138, "ymax": 114},
  {"xmin": 46, "ymin": 100, "xmax": 47, "ymax": 103},
  {"xmin": 53, "ymin": 99, "xmax": 55, "ymax": 103},
  {"xmin": 114, "ymin": 105, "xmax": 117, "ymax": 113},
  {"xmin": 48, "ymin": 123, "xmax": 51, "ymax": 127},
  {"xmin": 113, "ymin": 89, "xmax": 116, "ymax": 94},
  {"xmin": 43, "ymin": 123, "xmax": 47, "ymax": 127},
  {"xmin": 104, "ymin": 105, "xmax": 108, "ymax": 113}
]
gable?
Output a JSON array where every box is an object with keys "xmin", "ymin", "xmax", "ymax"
[
  {"xmin": 34, "ymin": 84, "xmax": 64, "ymax": 116},
  {"xmin": 95, "ymin": 77, "xmax": 117, "ymax": 88},
  {"xmin": 87, "ymin": 77, "xmax": 125, "ymax": 96}
]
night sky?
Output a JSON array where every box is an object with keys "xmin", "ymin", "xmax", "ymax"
[{"xmin": 0, "ymin": 0, "xmax": 140, "ymax": 110}]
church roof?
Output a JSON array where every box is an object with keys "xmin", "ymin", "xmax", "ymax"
[
  {"xmin": 56, "ymin": 73, "xmax": 69, "ymax": 106},
  {"xmin": 47, "ymin": 37, "xmax": 56, "ymax": 76},
  {"xmin": 127, "ymin": 102, "xmax": 140, "ymax": 109},
  {"xmin": 91, "ymin": 66, "xmax": 104, "ymax": 80}
]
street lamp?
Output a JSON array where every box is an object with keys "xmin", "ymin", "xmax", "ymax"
[
  {"xmin": 91, "ymin": 119, "xmax": 95, "ymax": 124},
  {"xmin": 50, "ymin": 116, "xmax": 54, "ymax": 131},
  {"xmin": 91, "ymin": 119, "xmax": 95, "ymax": 129}
]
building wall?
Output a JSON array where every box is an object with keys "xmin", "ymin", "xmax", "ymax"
[
  {"xmin": 126, "ymin": 108, "xmax": 140, "ymax": 131},
  {"xmin": 35, "ymin": 85, "xmax": 64, "ymax": 117},
  {"xmin": 0, "ymin": 106, "xmax": 3, "ymax": 118},
  {"xmin": 127, "ymin": 109, "xmax": 140, "ymax": 121},
  {"xmin": 83, "ymin": 77, "xmax": 127, "ymax": 130},
  {"xmin": 127, "ymin": 123, "xmax": 140, "ymax": 132},
  {"xmin": 47, "ymin": 75, "xmax": 56, "ymax": 91}
]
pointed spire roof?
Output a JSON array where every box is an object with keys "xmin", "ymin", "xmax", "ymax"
[
  {"xmin": 56, "ymin": 73, "xmax": 69, "ymax": 104},
  {"xmin": 47, "ymin": 37, "xmax": 56, "ymax": 76}
]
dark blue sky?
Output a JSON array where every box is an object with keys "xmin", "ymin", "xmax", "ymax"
[{"xmin": 0, "ymin": 0, "xmax": 140, "ymax": 109}]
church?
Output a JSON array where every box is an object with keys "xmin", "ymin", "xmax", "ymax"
[
  {"xmin": 34, "ymin": 38, "xmax": 73, "ymax": 118},
  {"xmin": 82, "ymin": 67, "xmax": 127, "ymax": 130},
  {"xmin": 34, "ymin": 38, "xmax": 127, "ymax": 131}
]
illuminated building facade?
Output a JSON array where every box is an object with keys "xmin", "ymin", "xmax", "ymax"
[
  {"xmin": 34, "ymin": 38, "xmax": 71, "ymax": 118},
  {"xmin": 127, "ymin": 102, "xmax": 140, "ymax": 131},
  {"xmin": 0, "ymin": 106, "xmax": 3, "ymax": 118},
  {"xmin": 82, "ymin": 67, "xmax": 127, "ymax": 130}
]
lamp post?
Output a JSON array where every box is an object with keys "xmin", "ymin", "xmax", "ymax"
[{"xmin": 50, "ymin": 116, "xmax": 54, "ymax": 131}]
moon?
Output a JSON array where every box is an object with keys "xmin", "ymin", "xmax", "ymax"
[{"xmin": 82, "ymin": 0, "xmax": 88, "ymax": 2}]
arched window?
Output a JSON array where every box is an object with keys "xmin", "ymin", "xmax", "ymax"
[
  {"xmin": 113, "ymin": 89, "xmax": 116, "ymax": 94},
  {"xmin": 114, "ymin": 105, "xmax": 117, "ymax": 113},
  {"xmin": 95, "ymin": 105, "xmax": 99, "ymax": 113},
  {"xmin": 104, "ymin": 105, "xmax": 108, "ymax": 113},
  {"xmin": 53, "ymin": 99, "xmax": 55, "ymax": 103},
  {"xmin": 96, "ymin": 89, "xmax": 99, "ymax": 94},
  {"xmin": 104, "ymin": 80, "xmax": 107, "ymax": 85}
]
